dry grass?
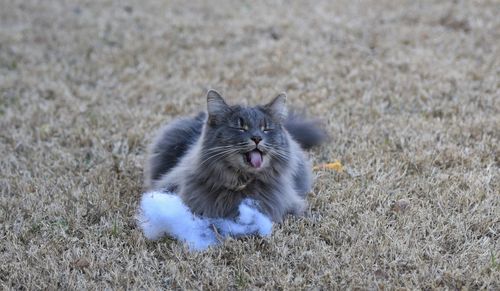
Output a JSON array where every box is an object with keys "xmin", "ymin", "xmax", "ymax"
[{"xmin": 1, "ymin": 0, "xmax": 499, "ymax": 289}]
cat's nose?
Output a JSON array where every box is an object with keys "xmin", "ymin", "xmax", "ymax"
[{"xmin": 251, "ymin": 136, "xmax": 262, "ymax": 145}]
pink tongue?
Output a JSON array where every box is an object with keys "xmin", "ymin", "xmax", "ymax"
[{"xmin": 248, "ymin": 150, "xmax": 262, "ymax": 168}]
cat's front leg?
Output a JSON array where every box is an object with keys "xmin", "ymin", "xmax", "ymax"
[
  {"xmin": 279, "ymin": 182, "xmax": 308, "ymax": 219},
  {"xmin": 211, "ymin": 198, "xmax": 273, "ymax": 237},
  {"xmin": 153, "ymin": 168, "xmax": 182, "ymax": 192},
  {"xmin": 287, "ymin": 198, "xmax": 307, "ymax": 217}
]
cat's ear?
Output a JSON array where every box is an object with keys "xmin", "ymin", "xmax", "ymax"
[
  {"xmin": 207, "ymin": 90, "xmax": 229, "ymax": 123},
  {"xmin": 265, "ymin": 93, "xmax": 288, "ymax": 121}
]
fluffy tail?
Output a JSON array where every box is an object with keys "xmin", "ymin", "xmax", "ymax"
[{"xmin": 284, "ymin": 111, "xmax": 328, "ymax": 150}]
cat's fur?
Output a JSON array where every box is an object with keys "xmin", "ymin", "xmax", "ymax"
[{"xmin": 144, "ymin": 90, "xmax": 325, "ymax": 222}]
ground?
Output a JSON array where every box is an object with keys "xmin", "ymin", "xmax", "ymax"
[{"xmin": 1, "ymin": 0, "xmax": 499, "ymax": 289}]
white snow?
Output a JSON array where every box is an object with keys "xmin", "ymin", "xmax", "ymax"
[{"xmin": 137, "ymin": 191, "xmax": 273, "ymax": 251}]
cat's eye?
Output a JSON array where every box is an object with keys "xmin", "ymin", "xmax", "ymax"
[
  {"xmin": 237, "ymin": 118, "xmax": 248, "ymax": 132},
  {"xmin": 261, "ymin": 122, "xmax": 272, "ymax": 133},
  {"xmin": 232, "ymin": 125, "xmax": 247, "ymax": 132}
]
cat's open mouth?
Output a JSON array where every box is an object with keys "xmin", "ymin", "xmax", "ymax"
[{"xmin": 245, "ymin": 149, "xmax": 263, "ymax": 168}]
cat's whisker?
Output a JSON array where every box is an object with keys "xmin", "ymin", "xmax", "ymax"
[
  {"xmin": 201, "ymin": 148, "xmax": 246, "ymax": 160},
  {"xmin": 200, "ymin": 150, "xmax": 233, "ymax": 166},
  {"xmin": 202, "ymin": 143, "xmax": 249, "ymax": 154},
  {"xmin": 200, "ymin": 148, "xmax": 240, "ymax": 167},
  {"xmin": 266, "ymin": 149, "xmax": 290, "ymax": 163},
  {"xmin": 272, "ymin": 149, "xmax": 291, "ymax": 156},
  {"xmin": 267, "ymin": 151, "xmax": 288, "ymax": 163},
  {"xmin": 202, "ymin": 152, "xmax": 236, "ymax": 168},
  {"xmin": 203, "ymin": 145, "xmax": 240, "ymax": 153}
]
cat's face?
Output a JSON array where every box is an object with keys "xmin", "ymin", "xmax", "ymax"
[{"xmin": 201, "ymin": 90, "xmax": 290, "ymax": 173}]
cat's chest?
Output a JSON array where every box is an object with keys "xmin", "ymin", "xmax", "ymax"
[
  {"xmin": 233, "ymin": 179, "xmax": 277, "ymax": 199},
  {"xmin": 206, "ymin": 178, "xmax": 270, "ymax": 203}
]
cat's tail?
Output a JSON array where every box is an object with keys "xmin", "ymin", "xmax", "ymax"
[{"xmin": 284, "ymin": 111, "xmax": 328, "ymax": 150}]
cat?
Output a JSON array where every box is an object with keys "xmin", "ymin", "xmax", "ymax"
[{"xmin": 144, "ymin": 90, "xmax": 326, "ymax": 223}]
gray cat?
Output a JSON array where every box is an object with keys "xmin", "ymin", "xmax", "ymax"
[{"xmin": 144, "ymin": 90, "xmax": 326, "ymax": 222}]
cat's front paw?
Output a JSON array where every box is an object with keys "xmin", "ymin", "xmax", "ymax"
[
  {"xmin": 210, "ymin": 198, "xmax": 273, "ymax": 237},
  {"xmin": 236, "ymin": 198, "xmax": 272, "ymax": 237}
]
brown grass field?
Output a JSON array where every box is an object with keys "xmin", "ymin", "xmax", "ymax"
[{"xmin": 1, "ymin": 0, "xmax": 499, "ymax": 289}]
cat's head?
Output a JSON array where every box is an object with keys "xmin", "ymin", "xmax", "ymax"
[{"xmin": 201, "ymin": 90, "xmax": 290, "ymax": 173}]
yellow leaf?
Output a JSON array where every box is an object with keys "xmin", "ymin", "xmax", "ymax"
[{"xmin": 313, "ymin": 161, "xmax": 344, "ymax": 172}]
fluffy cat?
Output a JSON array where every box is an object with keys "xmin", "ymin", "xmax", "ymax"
[{"xmin": 144, "ymin": 90, "xmax": 325, "ymax": 222}]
